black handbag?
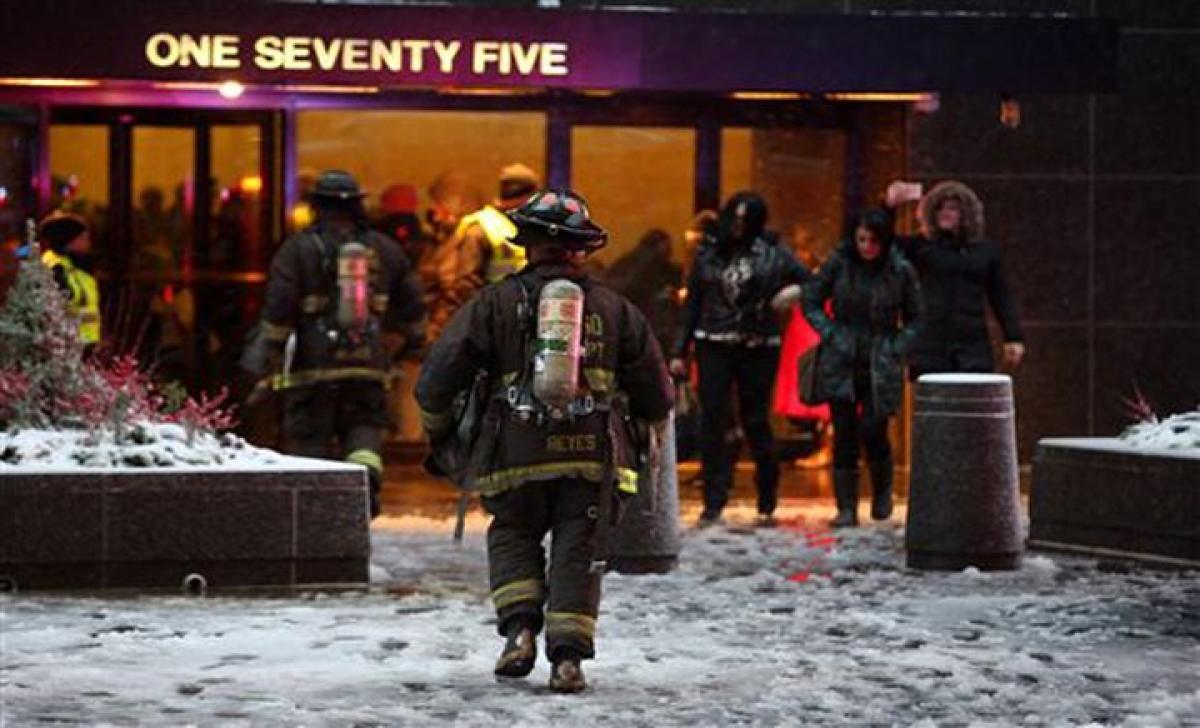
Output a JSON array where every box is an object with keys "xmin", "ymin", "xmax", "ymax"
[
  {"xmin": 673, "ymin": 381, "xmax": 702, "ymax": 462},
  {"xmin": 798, "ymin": 344, "xmax": 822, "ymax": 405}
]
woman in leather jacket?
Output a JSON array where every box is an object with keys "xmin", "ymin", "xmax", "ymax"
[{"xmin": 670, "ymin": 192, "xmax": 810, "ymax": 527}]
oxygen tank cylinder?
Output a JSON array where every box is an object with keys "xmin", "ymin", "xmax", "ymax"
[
  {"xmin": 336, "ymin": 242, "xmax": 370, "ymax": 331},
  {"xmin": 534, "ymin": 279, "xmax": 585, "ymax": 411}
]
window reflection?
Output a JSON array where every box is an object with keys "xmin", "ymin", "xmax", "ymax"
[
  {"xmin": 298, "ymin": 109, "xmax": 547, "ymax": 443},
  {"xmin": 131, "ymin": 127, "xmax": 195, "ymax": 383},
  {"xmin": 209, "ymin": 125, "xmax": 264, "ymax": 274},
  {"xmin": 0, "ymin": 116, "xmax": 36, "ymax": 296},
  {"xmin": 722, "ymin": 127, "xmax": 847, "ymax": 263},
  {"xmin": 571, "ymin": 125, "xmax": 696, "ymax": 269}
]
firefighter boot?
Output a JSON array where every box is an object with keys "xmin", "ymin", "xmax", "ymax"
[
  {"xmin": 830, "ymin": 469, "xmax": 860, "ymax": 528},
  {"xmin": 368, "ymin": 470, "xmax": 382, "ymax": 519},
  {"xmin": 869, "ymin": 456, "xmax": 894, "ymax": 521},
  {"xmin": 494, "ymin": 623, "xmax": 538, "ymax": 678},
  {"xmin": 548, "ymin": 648, "xmax": 587, "ymax": 693}
]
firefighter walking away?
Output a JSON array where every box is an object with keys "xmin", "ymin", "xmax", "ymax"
[
  {"xmin": 245, "ymin": 170, "xmax": 426, "ymax": 518},
  {"xmin": 417, "ymin": 189, "xmax": 673, "ymax": 692}
]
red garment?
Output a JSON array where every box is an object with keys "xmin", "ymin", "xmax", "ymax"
[{"xmin": 773, "ymin": 306, "xmax": 831, "ymax": 421}]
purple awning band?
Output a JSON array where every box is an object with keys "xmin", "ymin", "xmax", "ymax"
[{"xmin": 0, "ymin": 0, "xmax": 1116, "ymax": 93}]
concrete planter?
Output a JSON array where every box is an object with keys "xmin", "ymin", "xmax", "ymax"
[
  {"xmin": 0, "ymin": 463, "xmax": 370, "ymax": 592},
  {"xmin": 1030, "ymin": 438, "xmax": 1200, "ymax": 567}
]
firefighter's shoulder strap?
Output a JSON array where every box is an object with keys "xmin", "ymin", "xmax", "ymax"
[
  {"xmin": 505, "ymin": 272, "xmax": 539, "ymax": 408},
  {"xmin": 308, "ymin": 227, "xmax": 337, "ymax": 292}
]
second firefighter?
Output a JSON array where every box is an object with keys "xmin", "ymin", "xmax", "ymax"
[{"xmin": 250, "ymin": 170, "xmax": 427, "ymax": 518}]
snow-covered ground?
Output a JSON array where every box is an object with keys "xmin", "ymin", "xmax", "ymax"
[{"xmin": 2, "ymin": 502, "xmax": 1198, "ymax": 727}]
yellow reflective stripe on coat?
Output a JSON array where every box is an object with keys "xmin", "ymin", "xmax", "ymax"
[
  {"xmin": 270, "ymin": 367, "xmax": 391, "ymax": 390},
  {"xmin": 261, "ymin": 320, "xmax": 294, "ymax": 342},
  {"xmin": 457, "ymin": 206, "xmax": 526, "ymax": 283},
  {"xmin": 475, "ymin": 461, "xmax": 638, "ymax": 497},
  {"xmin": 346, "ymin": 449, "xmax": 383, "ymax": 474},
  {"xmin": 582, "ymin": 368, "xmax": 615, "ymax": 394},
  {"xmin": 491, "ymin": 578, "xmax": 545, "ymax": 611},
  {"xmin": 545, "ymin": 612, "xmax": 596, "ymax": 641},
  {"xmin": 419, "ymin": 407, "xmax": 454, "ymax": 435},
  {"xmin": 300, "ymin": 295, "xmax": 327, "ymax": 314}
]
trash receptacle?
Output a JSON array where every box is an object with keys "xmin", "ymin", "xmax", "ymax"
[
  {"xmin": 905, "ymin": 373, "xmax": 1023, "ymax": 571},
  {"xmin": 611, "ymin": 413, "xmax": 681, "ymax": 574}
]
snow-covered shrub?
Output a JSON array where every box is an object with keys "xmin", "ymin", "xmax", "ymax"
[
  {"xmin": 0, "ymin": 247, "xmax": 103, "ymax": 428},
  {"xmin": 0, "ymin": 243, "xmax": 236, "ymax": 441}
]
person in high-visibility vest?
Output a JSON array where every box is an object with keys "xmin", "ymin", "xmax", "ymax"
[
  {"xmin": 38, "ymin": 211, "xmax": 101, "ymax": 346},
  {"xmin": 444, "ymin": 163, "xmax": 539, "ymax": 308}
]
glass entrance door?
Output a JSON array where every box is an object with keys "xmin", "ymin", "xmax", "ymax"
[{"xmin": 50, "ymin": 109, "xmax": 278, "ymax": 395}]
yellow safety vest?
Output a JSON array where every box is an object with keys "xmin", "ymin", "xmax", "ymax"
[
  {"xmin": 41, "ymin": 249, "xmax": 101, "ymax": 344},
  {"xmin": 456, "ymin": 206, "xmax": 526, "ymax": 283}
]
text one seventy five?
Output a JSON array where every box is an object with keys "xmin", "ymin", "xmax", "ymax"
[{"xmin": 145, "ymin": 33, "xmax": 571, "ymax": 77}]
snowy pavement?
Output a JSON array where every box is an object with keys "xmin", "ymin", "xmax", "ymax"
[{"xmin": 2, "ymin": 502, "xmax": 1198, "ymax": 727}]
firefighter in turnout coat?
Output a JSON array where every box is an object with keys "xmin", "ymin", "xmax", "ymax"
[
  {"xmin": 416, "ymin": 189, "xmax": 673, "ymax": 693},
  {"xmin": 251, "ymin": 170, "xmax": 426, "ymax": 518}
]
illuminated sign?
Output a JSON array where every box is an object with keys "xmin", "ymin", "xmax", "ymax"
[
  {"xmin": 144, "ymin": 33, "xmax": 569, "ymax": 78},
  {"xmin": 0, "ymin": 1, "xmax": 1117, "ymax": 93}
]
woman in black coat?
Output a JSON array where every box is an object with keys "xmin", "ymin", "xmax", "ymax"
[
  {"xmin": 802, "ymin": 209, "xmax": 924, "ymax": 527},
  {"xmin": 671, "ymin": 192, "xmax": 810, "ymax": 528},
  {"xmin": 886, "ymin": 180, "xmax": 1024, "ymax": 375}
]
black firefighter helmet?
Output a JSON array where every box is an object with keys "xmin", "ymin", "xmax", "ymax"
[
  {"xmin": 507, "ymin": 188, "xmax": 607, "ymax": 253},
  {"xmin": 306, "ymin": 170, "xmax": 368, "ymax": 204}
]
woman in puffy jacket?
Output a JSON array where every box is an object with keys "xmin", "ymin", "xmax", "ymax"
[
  {"xmin": 885, "ymin": 180, "xmax": 1024, "ymax": 375},
  {"xmin": 802, "ymin": 209, "xmax": 924, "ymax": 527}
]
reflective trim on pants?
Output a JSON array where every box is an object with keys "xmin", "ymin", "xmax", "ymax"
[
  {"xmin": 546, "ymin": 611, "xmax": 597, "ymax": 655},
  {"xmin": 491, "ymin": 578, "xmax": 546, "ymax": 612},
  {"xmin": 346, "ymin": 448, "xmax": 383, "ymax": 474}
]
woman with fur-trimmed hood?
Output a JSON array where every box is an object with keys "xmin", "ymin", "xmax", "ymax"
[{"xmin": 885, "ymin": 180, "xmax": 1025, "ymax": 375}]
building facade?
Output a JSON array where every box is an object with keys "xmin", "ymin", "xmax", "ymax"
[{"xmin": 1, "ymin": 0, "xmax": 1176, "ymax": 464}]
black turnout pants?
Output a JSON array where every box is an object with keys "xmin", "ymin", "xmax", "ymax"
[
  {"xmin": 483, "ymin": 478, "xmax": 604, "ymax": 660},
  {"xmin": 283, "ymin": 380, "xmax": 387, "ymax": 516}
]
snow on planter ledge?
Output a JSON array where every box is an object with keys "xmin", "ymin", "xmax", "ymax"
[
  {"xmin": 1119, "ymin": 411, "xmax": 1200, "ymax": 452},
  {"xmin": 0, "ymin": 424, "xmax": 371, "ymax": 592},
  {"xmin": 1030, "ymin": 426, "xmax": 1200, "ymax": 567},
  {"xmin": 1, "ymin": 424, "xmax": 352, "ymax": 472}
]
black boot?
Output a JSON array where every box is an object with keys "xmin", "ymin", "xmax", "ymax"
[
  {"xmin": 494, "ymin": 623, "xmax": 537, "ymax": 678},
  {"xmin": 696, "ymin": 507, "xmax": 724, "ymax": 529},
  {"xmin": 367, "ymin": 470, "xmax": 382, "ymax": 520},
  {"xmin": 830, "ymin": 469, "xmax": 859, "ymax": 528},
  {"xmin": 869, "ymin": 457, "xmax": 894, "ymax": 521},
  {"xmin": 548, "ymin": 648, "xmax": 587, "ymax": 693}
]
